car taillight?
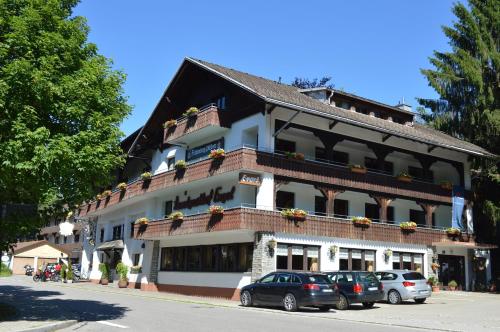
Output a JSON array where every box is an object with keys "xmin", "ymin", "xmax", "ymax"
[
  {"xmin": 403, "ymin": 281, "xmax": 416, "ymax": 287},
  {"xmin": 353, "ymin": 283, "xmax": 363, "ymax": 294},
  {"xmin": 303, "ymin": 283, "xmax": 320, "ymax": 291}
]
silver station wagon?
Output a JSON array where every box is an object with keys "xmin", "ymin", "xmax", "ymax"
[{"xmin": 375, "ymin": 270, "xmax": 431, "ymax": 304}]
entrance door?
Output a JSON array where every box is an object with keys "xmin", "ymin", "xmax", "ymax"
[{"xmin": 438, "ymin": 255, "xmax": 465, "ymax": 289}]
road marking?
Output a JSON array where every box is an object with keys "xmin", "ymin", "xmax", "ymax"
[{"xmin": 96, "ymin": 321, "xmax": 129, "ymax": 329}]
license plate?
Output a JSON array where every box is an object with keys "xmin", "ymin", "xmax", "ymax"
[
  {"xmin": 419, "ymin": 290, "xmax": 429, "ymax": 294},
  {"xmin": 322, "ymin": 289, "xmax": 333, "ymax": 293},
  {"xmin": 368, "ymin": 287, "xmax": 378, "ymax": 291}
]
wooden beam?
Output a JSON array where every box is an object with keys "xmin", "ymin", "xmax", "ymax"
[
  {"xmin": 382, "ymin": 134, "xmax": 392, "ymax": 142},
  {"xmin": 329, "ymin": 120, "xmax": 338, "ymax": 129},
  {"xmin": 428, "ymin": 145, "xmax": 437, "ymax": 153}
]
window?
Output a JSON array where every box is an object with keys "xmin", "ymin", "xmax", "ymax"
[
  {"xmin": 164, "ymin": 201, "xmax": 173, "ymax": 218},
  {"xmin": 315, "ymin": 147, "xmax": 326, "ymax": 161},
  {"xmin": 99, "ymin": 229, "xmax": 104, "ymax": 243},
  {"xmin": 160, "ymin": 243, "xmax": 253, "ymax": 272},
  {"xmin": 408, "ymin": 166, "xmax": 434, "ymax": 181},
  {"xmin": 74, "ymin": 233, "xmax": 80, "ymax": 243},
  {"xmin": 133, "ymin": 253, "xmax": 140, "ymax": 266},
  {"xmin": 276, "ymin": 191, "xmax": 294, "ymax": 210},
  {"xmin": 333, "ymin": 151, "xmax": 349, "ymax": 164},
  {"xmin": 392, "ymin": 252, "xmax": 424, "ymax": 273},
  {"xmin": 315, "ymin": 196, "xmax": 326, "ymax": 216},
  {"xmin": 365, "ymin": 157, "xmax": 393, "ymax": 174},
  {"xmin": 365, "ymin": 203, "xmax": 379, "ymax": 221},
  {"xmin": 112, "ymin": 225, "xmax": 123, "ymax": 240},
  {"xmin": 55, "ymin": 236, "xmax": 60, "ymax": 244},
  {"xmin": 334, "ymin": 199, "xmax": 349, "ymax": 217},
  {"xmin": 387, "ymin": 206, "xmax": 395, "ymax": 223},
  {"xmin": 215, "ymin": 95, "xmax": 226, "ymax": 110},
  {"xmin": 275, "ymin": 139, "xmax": 295, "ymax": 153},
  {"xmin": 339, "ymin": 248, "xmax": 376, "ymax": 271},
  {"xmin": 260, "ymin": 274, "xmax": 276, "ymax": 283},
  {"xmin": 277, "ymin": 274, "xmax": 292, "ymax": 283},
  {"xmin": 275, "ymin": 244, "xmax": 320, "ymax": 271},
  {"xmin": 410, "ymin": 209, "xmax": 426, "ymax": 226},
  {"xmin": 167, "ymin": 157, "xmax": 175, "ymax": 171},
  {"xmin": 64, "ymin": 236, "xmax": 68, "ymax": 244},
  {"xmin": 130, "ymin": 222, "xmax": 135, "ymax": 238}
]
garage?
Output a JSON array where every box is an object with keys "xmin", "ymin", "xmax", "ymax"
[{"xmin": 11, "ymin": 240, "xmax": 69, "ymax": 275}]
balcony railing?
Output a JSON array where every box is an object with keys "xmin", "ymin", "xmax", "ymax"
[
  {"xmin": 134, "ymin": 206, "xmax": 468, "ymax": 246},
  {"xmin": 163, "ymin": 104, "xmax": 228, "ymax": 144},
  {"xmin": 78, "ymin": 145, "xmax": 457, "ymax": 217}
]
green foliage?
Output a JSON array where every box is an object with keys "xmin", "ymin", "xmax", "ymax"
[
  {"xmin": 418, "ymin": 0, "xmax": 500, "ymax": 241},
  {"xmin": 98, "ymin": 263, "xmax": 110, "ymax": 280},
  {"xmin": 448, "ymin": 280, "xmax": 458, "ymax": 288},
  {"xmin": 291, "ymin": 76, "xmax": 334, "ymax": 89},
  {"xmin": 60, "ymin": 263, "xmax": 67, "ymax": 279},
  {"xmin": 66, "ymin": 260, "xmax": 73, "ymax": 280},
  {"xmin": 115, "ymin": 262, "xmax": 128, "ymax": 281},
  {"xmin": 0, "ymin": 262, "xmax": 12, "ymax": 277},
  {"xmin": 0, "ymin": 0, "xmax": 131, "ymax": 251}
]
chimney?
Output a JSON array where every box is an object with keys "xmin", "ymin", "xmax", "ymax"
[{"xmin": 395, "ymin": 98, "xmax": 412, "ymax": 113}]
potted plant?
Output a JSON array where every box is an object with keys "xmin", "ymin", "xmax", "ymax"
[
  {"xmin": 174, "ymin": 160, "xmax": 187, "ymax": 170},
  {"xmin": 349, "ymin": 164, "xmax": 367, "ymax": 174},
  {"xmin": 135, "ymin": 217, "xmax": 149, "ymax": 225},
  {"xmin": 208, "ymin": 205, "xmax": 224, "ymax": 215},
  {"xmin": 60, "ymin": 263, "xmax": 67, "ymax": 281},
  {"xmin": 397, "ymin": 171, "xmax": 413, "ymax": 183},
  {"xmin": 352, "ymin": 216, "xmax": 371, "ymax": 227},
  {"xmin": 280, "ymin": 208, "xmax": 307, "ymax": 221},
  {"xmin": 329, "ymin": 245, "xmax": 339, "ymax": 259},
  {"xmin": 96, "ymin": 194, "xmax": 102, "ymax": 201},
  {"xmin": 284, "ymin": 151, "xmax": 305, "ymax": 161},
  {"xmin": 383, "ymin": 249, "xmax": 393, "ymax": 262},
  {"xmin": 169, "ymin": 211, "xmax": 184, "ymax": 221},
  {"xmin": 66, "ymin": 261, "xmax": 73, "ymax": 284},
  {"xmin": 141, "ymin": 172, "xmax": 152, "ymax": 181},
  {"xmin": 448, "ymin": 280, "xmax": 458, "ymax": 291},
  {"xmin": 208, "ymin": 148, "xmax": 225, "ymax": 160},
  {"xmin": 163, "ymin": 119, "xmax": 177, "ymax": 129},
  {"xmin": 428, "ymin": 276, "xmax": 440, "ymax": 292},
  {"xmin": 98, "ymin": 263, "xmax": 110, "ymax": 285},
  {"xmin": 116, "ymin": 262, "xmax": 128, "ymax": 288},
  {"xmin": 446, "ymin": 227, "xmax": 461, "ymax": 237},
  {"xmin": 440, "ymin": 181, "xmax": 453, "ymax": 190},
  {"xmin": 117, "ymin": 182, "xmax": 127, "ymax": 191},
  {"xmin": 400, "ymin": 221, "xmax": 417, "ymax": 232},
  {"xmin": 183, "ymin": 107, "xmax": 199, "ymax": 117},
  {"xmin": 102, "ymin": 190, "xmax": 112, "ymax": 198},
  {"xmin": 431, "ymin": 262, "xmax": 440, "ymax": 272}
]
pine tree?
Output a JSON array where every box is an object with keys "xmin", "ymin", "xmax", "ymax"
[{"xmin": 418, "ymin": 0, "xmax": 499, "ymax": 245}]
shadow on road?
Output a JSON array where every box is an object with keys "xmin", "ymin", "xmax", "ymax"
[{"xmin": 0, "ymin": 285, "xmax": 128, "ymax": 322}]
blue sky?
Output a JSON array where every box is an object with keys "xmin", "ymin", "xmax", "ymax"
[{"xmin": 74, "ymin": 0, "xmax": 459, "ymax": 137}]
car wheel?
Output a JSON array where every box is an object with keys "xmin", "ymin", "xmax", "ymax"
[
  {"xmin": 362, "ymin": 302, "xmax": 375, "ymax": 308},
  {"xmin": 415, "ymin": 298, "xmax": 426, "ymax": 304},
  {"xmin": 388, "ymin": 290, "xmax": 402, "ymax": 304},
  {"xmin": 336, "ymin": 294, "xmax": 349, "ymax": 310},
  {"xmin": 283, "ymin": 293, "xmax": 298, "ymax": 312},
  {"xmin": 240, "ymin": 291, "xmax": 253, "ymax": 307},
  {"xmin": 318, "ymin": 306, "xmax": 331, "ymax": 312}
]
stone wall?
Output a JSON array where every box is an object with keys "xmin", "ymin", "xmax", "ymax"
[{"xmin": 251, "ymin": 232, "xmax": 275, "ymax": 282}]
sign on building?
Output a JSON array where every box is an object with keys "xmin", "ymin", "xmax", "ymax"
[
  {"xmin": 186, "ymin": 138, "xmax": 224, "ymax": 162},
  {"xmin": 239, "ymin": 172, "xmax": 262, "ymax": 186}
]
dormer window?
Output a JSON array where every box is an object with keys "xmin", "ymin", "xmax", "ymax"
[{"xmin": 215, "ymin": 96, "xmax": 226, "ymax": 110}]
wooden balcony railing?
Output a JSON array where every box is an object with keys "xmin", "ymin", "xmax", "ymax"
[
  {"xmin": 134, "ymin": 207, "xmax": 465, "ymax": 246},
  {"xmin": 78, "ymin": 147, "xmax": 455, "ymax": 217},
  {"xmin": 163, "ymin": 105, "xmax": 227, "ymax": 144}
]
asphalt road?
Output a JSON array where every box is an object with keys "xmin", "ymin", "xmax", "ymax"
[{"xmin": 1, "ymin": 276, "xmax": 500, "ymax": 332}]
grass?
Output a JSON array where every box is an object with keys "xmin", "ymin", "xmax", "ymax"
[
  {"xmin": 0, "ymin": 262, "xmax": 12, "ymax": 277},
  {"xmin": 0, "ymin": 303, "xmax": 16, "ymax": 321}
]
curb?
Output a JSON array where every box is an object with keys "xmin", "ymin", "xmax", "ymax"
[{"xmin": 15, "ymin": 320, "xmax": 78, "ymax": 332}]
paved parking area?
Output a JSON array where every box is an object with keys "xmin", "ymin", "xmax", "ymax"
[{"xmin": 1, "ymin": 276, "xmax": 500, "ymax": 331}]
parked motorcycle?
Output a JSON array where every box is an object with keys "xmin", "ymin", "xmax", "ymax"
[
  {"xmin": 24, "ymin": 264, "xmax": 33, "ymax": 276},
  {"xmin": 72, "ymin": 266, "xmax": 81, "ymax": 282}
]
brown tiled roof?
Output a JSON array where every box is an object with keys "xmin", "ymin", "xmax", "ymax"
[{"xmin": 187, "ymin": 58, "xmax": 493, "ymax": 157}]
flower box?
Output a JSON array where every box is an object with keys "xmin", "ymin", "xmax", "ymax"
[
  {"xmin": 349, "ymin": 165, "xmax": 367, "ymax": 174},
  {"xmin": 96, "ymin": 194, "xmax": 102, "ymax": 201},
  {"xmin": 163, "ymin": 119, "xmax": 177, "ymax": 129},
  {"xmin": 169, "ymin": 211, "xmax": 184, "ymax": 221},
  {"xmin": 285, "ymin": 152, "xmax": 305, "ymax": 161},
  {"xmin": 183, "ymin": 107, "xmax": 199, "ymax": 117},
  {"xmin": 400, "ymin": 221, "xmax": 417, "ymax": 232},
  {"xmin": 383, "ymin": 249, "xmax": 393, "ymax": 261},
  {"xmin": 208, "ymin": 205, "xmax": 224, "ymax": 215},
  {"xmin": 280, "ymin": 208, "xmax": 307, "ymax": 221},
  {"xmin": 174, "ymin": 160, "xmax": 187, "ymax": 170},
  {"xmin": 141, "ymin": 172, "xmax": 152, "ymax": 181},
  {"xmin": 102, "ymin": 190, "xmax": 112, "ymax": 198},
  {"xmin": 440, "ymin": 181, "xmax": 453, "ymax": 190},
  {"xmin": 117, "ymin": 182, "xmax": 127, "ymax": 191},
  {"xmin": 208, "ymin": 148, "xmax": 225, "ymax": 159},
  {"xmin": 352, "ymin": 216, "xmax": 371, "ymax": 227},
  {"xmin": 431, "ymin": 262, "xmax": 440, "ymax": 271},
  {"xmin": 135, "ymin": 217, "xmax": 149, "ymax": 225},
  {"xmin": 446, "ymin": 227, "xmax": 461, "ymax": 237},
  {"xmin": 397, "ymin": 172, "xmax": 413, "ymax": 183}
]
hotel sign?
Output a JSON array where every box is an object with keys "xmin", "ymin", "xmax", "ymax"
[
  {"xmin": 239, "ymin": 172, "xmax": 262, "ymax": 186},
  {"xmin": 186, "ymin": 138, "xmax": 224, "ymax": 162}
]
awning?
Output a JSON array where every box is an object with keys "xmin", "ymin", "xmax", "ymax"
[
  {"xmin": 432, "ymin": 241, "xmax": 497, "ymax": 250},
  {"xmin": 96, "ymin": 240, "xmax": 124, "ymax": 251}
]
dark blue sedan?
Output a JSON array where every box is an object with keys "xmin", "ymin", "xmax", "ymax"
[{"xmin": 240, "ymin": 272, "xmax": 340, "ymax": 312}]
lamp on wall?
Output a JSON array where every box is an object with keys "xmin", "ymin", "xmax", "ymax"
[
  {"xmin": 329, "ymin": 245, "xmax": 339, "ymax": 259},
  {"xmin": 267, "ymin": 239, "xmax": 277, "ymax": 257}
]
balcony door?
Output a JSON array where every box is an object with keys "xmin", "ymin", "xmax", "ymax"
[{"xmin": 276, "ymin": 191, "xmax": 294, "ymax": 210}]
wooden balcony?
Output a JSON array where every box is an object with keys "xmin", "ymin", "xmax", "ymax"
[
  {"xmin": 163, "ymin": 105, "xmax": 228, "ymax": 145},
  {"xmin": 134, "ymin": 207, "xmax": 464, "ymax": 247},
  {"xmin": 78, "ymin": 147, "xmax": 455, "ymax": 217}
]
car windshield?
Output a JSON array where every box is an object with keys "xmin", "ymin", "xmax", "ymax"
[
  {"xmin": 307, "ymin": 275, "xmax": 331, "ymax": 284},
  {"xmin": 403, "ymin": 272, "xmax": 426, "ymax": 280},
  {"xmin": 357, "ymin": 272, "xmax": 378, "ymax": 282}
]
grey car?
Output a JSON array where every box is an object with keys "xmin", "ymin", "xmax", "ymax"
[{"xmin": 375, "ymin": 270, "xmax": 431, "ymax": 304}]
